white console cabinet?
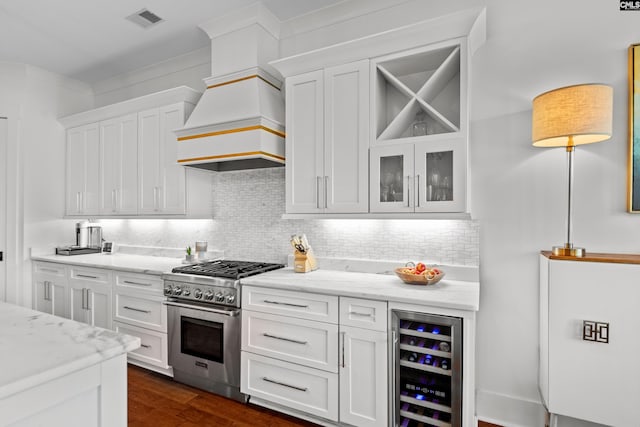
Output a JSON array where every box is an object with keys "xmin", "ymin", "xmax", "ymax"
[{"xmin": 539, "ymin": 252, "xmax": 640, "ymax": 426}]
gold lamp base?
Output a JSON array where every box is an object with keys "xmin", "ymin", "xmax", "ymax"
[{"xmin": 552, "ymin": 245, "xmax": 585, "ymax": 257}]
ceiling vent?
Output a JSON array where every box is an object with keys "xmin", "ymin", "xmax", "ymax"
[{"xmin": 126, "ymin": 8, "xmax": 164, "ymax": 29}]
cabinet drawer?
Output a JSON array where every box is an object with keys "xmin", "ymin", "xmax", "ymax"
[
  {"xmin": 114, "ymin": 321, "xmax": 169, "ymax": 369},
  {"xmin": 114, "ymin": 293, "xmax": 167, "ymax": 332},
  {"xmin": 243, "ymin": 286, "xmax": 338, "ymax": 324},
  {"xmin": 241, "ymin": 352, "xmax": 338, "ymax": 422},
  {"xmin": 33, "ymin": 262, "xmax": 67, "ymax": 278},
  {"xmin": 340, "ymin": 297, "xmax": 388, "ymax": 331},
  {"xmin": 69, "ymin": 266, "xmax": 110, "ymax": 284},
  {"xmin": 115, "ymin": 271, "xmax": 163, "ymax": 293},
  {"xmin": 243, "ymin": 310, "xmax": 338, "ymax": 373}
]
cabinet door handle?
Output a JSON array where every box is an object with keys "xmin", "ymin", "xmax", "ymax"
[
  {"xmin": 76, "ymin": 192, "xmax": 81, "ymax": 213},
  {"xmin": 77, "ymin": 274, "xmax": 98, "ymax": 279},
  {"xmin": 263, "ymin": 299, "xmax": 309, "ymax": 308},
  {"xmin": 391, "ymin": 329, "xmax": 398, "ymax": 417},
  {"xmin": 80, "ymin": 192, "xmax": 85, "ymax": 212},
  {"xmin": 140, "ymin": 343, "xmax": 151, "ymax": 349},
  {"xmin": 123, "ymin": 306, "xmax": 151, "ymax": 314},
  {"xmin": 262, "ymin": 377, "xmax": 308, "ymax": 392},
  {"xmin": 83, "ymin": 288, "xmax": 91, "ymax": 310},
  {"xmin": 316, "ymin": 176, "xmax": 321, "ymax": 209},
  {"xmin": 341, "ymin": 331, "xmax": 346, "ymax": 368},
  {"xmin": 262, "ymin": 333, "xmax": 308, "ymax": 345},
  {"xmin": 81, "ymin": 288, "xmax": 86, "ymax": 310},
  {"xmin": 43, "ymin": 281, "xmax": 49, "ymax": 301},
  {"xmin": 111, "ymin": 189, "xmax": 116, "ymax": 212},
  {"xmin": 415, "ymin": 174, "xmax": 420, "ymax": 208},
  {"xmin": 406, "ymin": 175, "xmax": 411, "ymax": 208},
  {"xmin": 324, "ymin": 176, "xmax": 329, "ymax": 209},
  {"xmin": 123, "ymin": 280, "xmax": 153, "ymax": 287},
  {"xmin": 349, "ymin": 311, "xmax": 373, "ymax": 317}
]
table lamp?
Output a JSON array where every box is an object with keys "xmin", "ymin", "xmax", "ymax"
[{"xmin": 532, "ymin": 83, "xmax": 613, "ymax": 257}]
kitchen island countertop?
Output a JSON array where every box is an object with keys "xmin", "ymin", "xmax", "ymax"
[
  {"xmin": 0, "ymin": 301, "xmax": 140, "ymax": 400},
  {"xmin": 241, "ymin": 267, "xmax": 480, "ymax": 312}
]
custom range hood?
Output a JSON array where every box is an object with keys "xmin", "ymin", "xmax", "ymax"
[{"xmin": 175, "ymin": 4, "xmax": 285, "ymax": 171}]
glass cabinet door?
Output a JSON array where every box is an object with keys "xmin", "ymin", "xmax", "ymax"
[
  {"xmin": 370, "ymin": 144, "xmax": 414, "ymax": 213},
  {"xmin": 414, "ymin": 138, "xmax": 465, "ymax": 213}
]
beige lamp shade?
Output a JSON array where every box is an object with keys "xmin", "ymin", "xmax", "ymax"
[{"xmin": 532, "ymin": 83, "xmax": 613, "ymax": 147}]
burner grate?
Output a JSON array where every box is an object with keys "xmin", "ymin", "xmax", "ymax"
[{"xmin": 172, "ymin": 260, "xmax": 284, "ymax": 279}]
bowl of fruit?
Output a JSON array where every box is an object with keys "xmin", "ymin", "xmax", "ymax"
[{"xmin": 394, "ymin": 262, "xmax": 444, "ymax": 286}]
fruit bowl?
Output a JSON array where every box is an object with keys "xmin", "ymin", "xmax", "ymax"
[{"xmin": 394, "ymin": 264, "xmax": 445, "ymax": 286}]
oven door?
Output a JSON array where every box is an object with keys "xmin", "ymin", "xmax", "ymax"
[{"xmin": 165, "ymin": 299, "xmax": 241, "ymax": 394}]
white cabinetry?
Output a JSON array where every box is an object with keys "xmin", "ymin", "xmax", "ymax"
[
  {"xmin": 339, "ymin": 297, "xmax": 388, "ymax": 427},
  {"xmin": 112, "ymin": 271, "xmax": 170, "ymax": 374},
  {"xmin": 138, "ymin": 104, "xmax": 187, "ymax": 215},
  {"xmin": 241, "ymin": 286, "xmax": 388, "ymax": 426},
  {"xmin": 32, "ymin": 262, "xmax": 67, "ymax": 317},
  {"xmin": 285, "ymin": 60, "xmax": 369, "ymax": 214},
  {"xmin": 99, "ymin": 114, "xmax": 138, "ymax": 215},
  {"xmin": 66, "ymin": 123, "xmax": 100, "ymax": 215},
  {"xmin": 370, "ymin": 41, "xmax": 467, "ymax": 214},
  {"xmin": 540, "ymin": 252, "xmax": 640, "ymax": 426},
  {"xmin": 68, "ymin": 266, "xmax": 112, "ymax": 330}
]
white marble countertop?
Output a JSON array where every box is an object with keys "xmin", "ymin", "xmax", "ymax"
[
  {"xmin": 31, "ymin": 253, "xmax": 185, "ymax": 275},
  {"xmin": 241, "ymin": 267, "xmax": 480, "ymax": 312},
  {"xmin": 0, "ymin": 302, "xmax": 140, "ymax": 399}
]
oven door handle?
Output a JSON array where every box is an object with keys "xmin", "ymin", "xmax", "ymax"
[{"xmin": 163, "ymin": 300, "xmax": 240, "ymax": 317}]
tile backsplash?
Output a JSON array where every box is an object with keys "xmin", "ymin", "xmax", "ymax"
[{"xmin": 98, "ymin": 168, "xmax": 479, "ymax": 266}]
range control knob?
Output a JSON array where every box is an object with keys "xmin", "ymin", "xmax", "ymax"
[
  {"xmin": 194, "ymin": 289, "xmax": 203, "ymax": 299},
  {"xmin": 172, "ymin": 287, "xmax": 182, "ymax": 296},
  {"xmin": 204, "ymin": 291, "xmax": 214, "ymax": 301},
  {"xmin": 215, "ymin": 292, "xmax": 224, "ymax": 303},
  {"xmin": 226, "ymin": 294, "xmax": 236, "ymax": 304},
  {"xmin": 163, "ymin": 286, "xmax": 173, "ymax": 295},
  {"xmin": 182, "ymin": 289, "xmax": 191, "ymax": 296}
]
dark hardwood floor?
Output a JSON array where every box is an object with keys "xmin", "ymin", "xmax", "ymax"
[{"xmin": 127, "ymin": 365, "xmax": 501, "ymax": 427}]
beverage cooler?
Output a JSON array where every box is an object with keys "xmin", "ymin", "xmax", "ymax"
[{"xmin": 391, "ymin": 310, "xmax": 463, "ymax": 427}]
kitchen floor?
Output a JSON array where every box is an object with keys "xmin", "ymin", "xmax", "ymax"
[{"xmin": 127, "ymin": 365, "xmax": 502, "ymax": 426}]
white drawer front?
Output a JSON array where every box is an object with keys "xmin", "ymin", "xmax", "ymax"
[
  {"xmin": 69, "ymin": 266, "xmax": 110, "ymax": 284},
  {"xmin": 33, "ymin": 262, "xmax": 66, "ymax": 278},
  {"xmin": 114, "ymin": 321, "xmax": 169, "ymax": 369},
  {"xmin": 243, "ymin": 286, "xmax": 338, "ymax": 324},
  {"xmin": 241, "ymin": 352, "xmax": 338, "ymax": 422},
  {"xmin": 115, "ymin": 272, "xmax": 163, "ymax": 293},
  {"xmin": 340, "ymin": 297, "xmax": 388, "ymax": 331},
  {"xmin": 243, "ymin": 310, "xmax": 338, "ymax": 373},
  {"xmin": 114, "ymin": 293, "xmax": 167, "ymax": 332}
]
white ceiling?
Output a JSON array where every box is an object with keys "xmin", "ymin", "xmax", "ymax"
[{"xmin": 0, "ymin": 0, "xmax": 344, "ymax": 84}]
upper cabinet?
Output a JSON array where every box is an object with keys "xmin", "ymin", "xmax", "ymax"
[
  {"xmin": 60, "ymin": 87, "xmax": 211, "ymax": 219},
  {"xmin": 271, "ymin": 8, "xmax": 484, "ymax": 218},
  {"xmin": 285, "ymin": 60, "xmax": 369, "ymax": 214}
]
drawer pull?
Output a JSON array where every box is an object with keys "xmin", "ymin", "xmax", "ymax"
[
  {"xmin": 263, "ymin": 299, "xmax": 309, "ymax": 308},
  {"xmin": 76, "ymin": 274, "xmax": 99, "ymax": 279},
  {"xmin": 123, "ymin": 280, "xmax": 153, "ymax": 287},
  {"xmin": 140, "ymin": 343, "xmax": 152, "ymax": 349},
  {"xmin": 263, "ymin": 333, "xmax": 308, "ymax": 345},
  {"xmin": 349, "ymin": 311, "xmax": 373, "ymax": 317},
  {"xmin": 262, "ymin": 377, "xmax": 308, "ymax": 392},
  {"xmin": 123, "ymin": 306, "xmax": 151, "ymax": 314},
  {"xmin": 40, "ymin": 268, "xmax": 59, "ymax": 273}
]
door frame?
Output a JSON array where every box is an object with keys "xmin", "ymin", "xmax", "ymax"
[{"xmin": 0, "ymin": 114, "xmax": 24, "ymax": 305}]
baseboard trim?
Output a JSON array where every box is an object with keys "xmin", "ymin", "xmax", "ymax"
[{"xmin": 476, "ymin": 389, "xmax": 546, "ymax": 427}]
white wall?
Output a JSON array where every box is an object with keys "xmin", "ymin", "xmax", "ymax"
[{"xmin": 81, "ymin": 1, "xmax": 639, "ymax": 425}]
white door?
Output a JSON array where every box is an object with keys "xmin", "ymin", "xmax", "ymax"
[
  {"xmin": 66, "ymin": 123, "xmax": 100, "ymax": 215},
  {"xmin": 285, "ymin": 70, "xmax": 324, "ymax": 213},
  {"xmin": 68, "ymin": 283, "xmax": 89, "ymax": 324},
  {"xmin": 158, "ymin": 103, "xmax": 186, "ymax": 215},
  {"xmin": 138, "ymin": 108, "xmax": 161, "ymax": 214},
  {"xmin": 339, "ymin": 326, "xmax": 388, "ymax": 427},
  {"xmin": 324, "ymin": 60, "xmax": 369, "ymax": 213},
  {"xmin": 369, "ymin": 143, "xmax": 415, "ymax": 213},
  {"xmin": 0, "ymin": 117, "xmax": 6, "ymax": 301},
  {"xmin": 86, "ymin": 283, "xmax": 111, "ymax": 329}
]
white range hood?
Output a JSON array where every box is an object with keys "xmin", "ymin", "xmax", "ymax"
[{"xmin": 175, "ymin": 4, "xmax": 285, "ymax": 171}]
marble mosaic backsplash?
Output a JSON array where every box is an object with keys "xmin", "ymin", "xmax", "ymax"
[{"xmin": 98, "ymin": 168, "xmax": 479, "ymax": 266}]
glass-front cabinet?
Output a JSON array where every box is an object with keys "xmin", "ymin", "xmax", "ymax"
[
  {"xmin": 370, "ymin": 38, "xmax": 468, "ymax": 214},
  {"xmin": 370, "ymin": 138, "xmax": 465, "ymax": 213}
]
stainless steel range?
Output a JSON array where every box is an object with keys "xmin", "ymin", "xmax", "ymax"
[{"xmin": 163, "ymin": 260, "xmax": 284, "ymax": 402}]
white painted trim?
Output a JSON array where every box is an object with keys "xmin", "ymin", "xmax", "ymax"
[
  {"xmin": 198, "ymin": 2, "xmax": 281, "ymax": 39},
  {"xmin": 0, "ymin": 118, "xmax": 6, "ymax": 301},
  {"xmin": 476, "ymin": 389, "xmax": 546, "ymax": 427}
]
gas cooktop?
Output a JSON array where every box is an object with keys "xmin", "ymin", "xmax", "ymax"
[{"xmin": 171, "ymin": 259, "xmax": 284, "ymax": 280}]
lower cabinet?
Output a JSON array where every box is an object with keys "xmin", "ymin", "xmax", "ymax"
[
  {"xmin": 241, "ymin": 286, "xmax": 388, "ymax": 426},
  {"xmin": 31, "ymin": 261, "xmax": 170, "ymax": 375}
]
